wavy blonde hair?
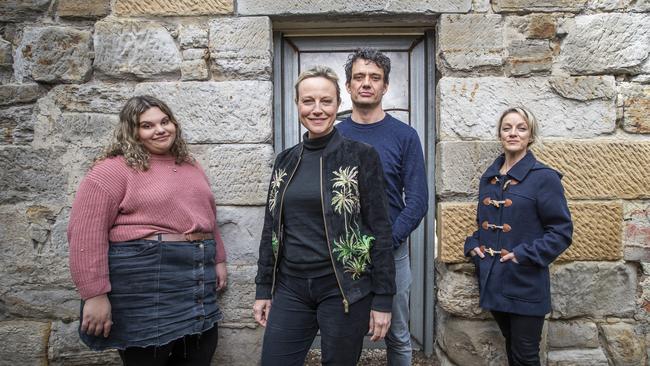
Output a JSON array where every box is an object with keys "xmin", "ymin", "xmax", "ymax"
[{"xmin": 95, "ymin": 95, "xmax": 193, "ymax": 170}]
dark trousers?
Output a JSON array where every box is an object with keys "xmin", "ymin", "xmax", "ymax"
[
  {"xmin": 261, "ymin": 272, "xmax": 371, "ymax": 366},
  {"xmin": 118, "ymin": 325, "xmax": 218, "ymax": 366},
  {"xmin": 491, "ymin": 311, "xmax": 544, "ymax": 366}
]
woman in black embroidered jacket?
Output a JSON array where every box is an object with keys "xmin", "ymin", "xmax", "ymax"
[{"xmin": 253, "ymin": 65, "xmax": 395, "ymax": 366}]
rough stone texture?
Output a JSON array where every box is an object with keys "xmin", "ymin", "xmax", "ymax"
[
  {"xmin": 115, "ymin": 0, "xmax": 233, "ymax": 16},
  {"xmin": 547, "ymin": 349, "xmax": 609, "ymax": 366},
  {"xmin": 193, "ymin": 144, "xmax": 274, "ymax": 206},
  {"xmin": 559, "ymin": 14, "xmax": 650, "ymax": 75},
  {"xmin": 0, "ymin": 0, "xmax": 50, "ymax": 22},
  {"xmin": 214, "ymin": 325, "xmax": 264, "ymax": 365},
  {"xmin": 620, "ymin": 82, "xmax": 650, "ymax": 134},
  {"xmin": 94, "ymin": 18, "xmax": 182, "ymax": 80},
  {"xmin": 179, "ymin": 24, "xmax": 208, "ymax": 48},
  {"xmin": 505, "ymin": 39, "xmax": 553, "ymax": 76},
  {"xmin": 587, "ymin": 0, "xmax": 635, "ymax": 11},
  {"xmin": 15, "ymin": 26, "xmax": 93, "ymax": 84},
  {"xmin": 438, "ymin": 14, "xmax": 504, "ymax": 73},
  {"xmin": 623, "ymin": 201, "xmax": 650, "ymax": 262},
  {"xmin": 436, "ymin": 310, "xmax": 507, "ymax": 366},
  {"xmin": 181, "ymin": 59, "xmax": 209, "ymax": 81},
  {"xmin": 551, "ymin": 262, "xmax": 637, "ymax": 318},
  {"xmin": 0, "ymin": 105, "xmax": 35, "ymax": 145},
  {"xmin": 435, "ymin": 261, "xmax": 486, "ymax": 319},
  {"xmin": 48, "ymin": 321, "xmax": 121, "ymax": 365},
  {"xmin": 437, "ymin": 141, "xmax": 650, "ymax": 200},
  {"xmin": 527, "ymin": 14, "xmax": 557, "ymax": 39},
  {"xmin": 494, "ymin": 0, "xmax": 589, "ymax": 12},
  {"xmin": 57, "ymin": 0, "xmax": 111, "ymax": 18},
  {"xmin": 547, "ymin": 320, "xmax": 599, "ymax": 349},
  {"xmin": 238, "ymin": 0, "xmax": 472, "ymax": 15},
  {"xmin": 0, "ymin": 147, "xmax": 67, "ymax": 205},
  {"xmin": 0, "ymin": 321, "xmax": 50, "ymax": 365},
  {"xmin": 34, "ymin": 113, "xmax": 118, "ymax": 148},
  {"xmin": 437, "ymin": 201, "xmax": 623, "ymax": 263},
  {"xmin": 217, "ymin": 206, "xmax": 264, "ymax": 265},
  {"xmin": 472, "ymin": 0, "xmax": 491, "ymax": 12},
  {"xmin": 641, "ymin": 263, "xmax": 650, "ymax": 323},
  {"xmin": 209, "ymin": 17, "xmax": 272, "ymax": 81},
  {"xmin": 182, "ymin": 48, "xmax": 207, "ymax": 61},
  {"xmin": 218, "ymin": 265, "xmax": 257, "ymax": 323},
  {"xmin": 0, "ymin": 83, "xmax": 48, "ymax": 106},
  {"xmin": 0, "ymin": 38, "xmax": 12, "ymax": 67},
  {"xmin": 549, "ymin": 76, "xmax": 616, "ymax": 101},
  {"xmin": 438, "ymin": 77, "xmax": 616, "ymax": 140},
  {"xmin": 48, "ymin": 83, "xmax": 134, "ymax": 113},
  {"xmin": 134, "ymin": 81, "xmax": 272, "ymax": 143},
  {"xmin": 601, "ymin": 322, "xmax": 647, "ymax": 366}
]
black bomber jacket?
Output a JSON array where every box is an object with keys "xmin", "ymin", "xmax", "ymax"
[{"xmin": 255, "ymin": 129, "xmax": 396, "ymax": 312}]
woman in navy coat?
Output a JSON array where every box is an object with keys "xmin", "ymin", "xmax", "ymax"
[{"xmin": 464, "ymin": 107, "xmax": 573, "ymax": 366}]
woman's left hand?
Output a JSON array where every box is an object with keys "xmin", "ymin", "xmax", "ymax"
[
  {"xmin": 500, "ymin": 252, "xmax": 519, "ymax": 264},
  {"xmin": 216, "ymin": 262, "xmax": 228, "ymax": 290},
  {"xmin": 369, "ymin": 310, "xmax": 392, "ymax": 341}
]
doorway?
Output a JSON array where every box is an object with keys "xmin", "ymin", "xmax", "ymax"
[{"xmin": 272, "ymin": 31, "xmax": 437, "ymax": 355}]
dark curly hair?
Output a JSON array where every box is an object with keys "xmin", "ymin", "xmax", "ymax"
[{"xmin": 344, "ymin": 48, "xmax": 391, "ymax": 84}]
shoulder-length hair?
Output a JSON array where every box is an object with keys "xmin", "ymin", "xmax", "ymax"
[{"xmin": 496, "ymin": 106, "xmax": 540, "ymax": 146}]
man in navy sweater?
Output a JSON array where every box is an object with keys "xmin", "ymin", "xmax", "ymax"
[{"xmin": 336, "ymin": 48, "xmax": 428, "ymax": 365}]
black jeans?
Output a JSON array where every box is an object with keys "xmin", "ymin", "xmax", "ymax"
[
  {"xmin": 491, "ymin": 311, "xmax": 544, "ymax": 366},
  {"xmin": 118, "ymin": 325, "xmax": 218, "ymax": 366},
  {"xmin": 261, "ymin": 272, "xmax": 372, "ymax": 366}
]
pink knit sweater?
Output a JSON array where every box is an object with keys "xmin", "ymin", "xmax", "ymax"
[{"xmin": 68, "ymin": 155, "xmax": 226, "ymax": 300}]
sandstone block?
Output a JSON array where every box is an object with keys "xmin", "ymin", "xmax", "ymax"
[
  {"xmin": 549, "ymin": 75, "xmax": 616, "ymax": 101},
  {"xmin": 193, "ymin": 144, "xmax": 274, "ymax": 205},
  {"xmin": 505, "ymin": 39, "xmax": 553, "ymax": 76},
  {"xmin": 35, "ymin": 112, "xmax": 118, "ymax": 148},
  {"xmin": 217, "ymin": 206, "xmax": 264, "ymax": 265},
  {"xmin": 436, "ymin": 141, "xmax": 501, "ymax": 198},
  {"xmin": 15, "ymin": 26, "xmax": 92, "ymax": 84},
  {"xmin": 179, "ymin": 24, "xmax": 208, "ymax": 48},
  {"xmin": 438, "ymin": 77, "xmax": 616, "ymax": 140},
  {"xmin": 209, "ymin": 17, "xmax": 272, "ymax": 81},
  {"xmin": 134, "ymin": 81, "xmax": 272, "ymax": 143},
  {"xmin": 620, "ymin": 82, "xmax": 650, "ymax": 134},
  {"xmin": 547, "ymin": 320, "xmax": 599, "ymax": 349},
  {"xmin": 182, "ymin": 48, "xmax": 208, "ymax": 61},
  {"xmin": 623, "ymin": 201, "xmax": 650, "ymax": 262},
  {"xmin": 494, "ymin": 0, "xmax": 588, "ymax": 12},
  {"xmin": 0, "ymin": 38, "xmax": 12, "ymax": 66},
  {"xmin": 547, "ymin": 348, "xmax": 608, "ymax": 366},
  {"xmin": 527, "ymin": 14, "xmax": 557, "ymax": 39},
  {"xmin": 436, "ymin": 310, "xmax": 507, "ymax": 366},
  {"xmin": 217, "ymin": 265, "xmax": 257, "ymax": 323},
  {"xmin": 0, "ymin": 84, "xmax": 47, "ymax": 106},
  {"xmin": 438, "ymin": 14, "xmax": 504, "ymax": 73},
  {"xmin": 215, "ymin": 325, "xmax": 264, "ymax": 365},
  {"xmin": 0, "ymin": 0, "xmax": 50, "ymax": 22},
  {"xmin": 0, "ymin": 147, "xmax": 67, "ymax": 205},
  {"xmin": 48, "ymin": 83, "xmax": 134, "ymax": 113},
  {"xmin": 57, "ymin": 0, "xmax": 111, "ymax": 18},
  {"xmin": 437, "ymin": 201, "xmax": 623, "ymax": 263},
  {"xmin": 115, "ymin": 0, "xmax": 233, "ymax": 16},
  {"xmin": 559, "ymin": 14, "xmax": 650, "ymax": 75},
  {"xmin": 48, "ymin": 321, "xmax": 121, "ymax": 365},
  {"xmin": 0, "ymin": 105, "xmax": 34, "ymax": 145},
  {"xmin": 0, "ymin": 321, "xmax": 49, "ymax": 365},
  {"xmin": 181, "ymin": 59, "xmax": 209, "ymax": 81},
  {"xmin": 435, "ymin": 261, "xmax": 486, "ymax": 318},
  {"xmin": 601, "ymin": 323, "xmax": 647, "ymax": 366},
  {"xmin": 237, "ymin": 0, "xmax": 471, "ymax": 15},
  {"xmin": 94, "ymin": 18, "xmax": 181, "ymax": 79},
  {"xmin": 551, "ymin": 262, "xmax": 637, "ymax": 318}
]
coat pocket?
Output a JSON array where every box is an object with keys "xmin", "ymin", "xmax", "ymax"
[{"xmin": 502, "ymin": 261, "xmax": 543, "ymax": 302}]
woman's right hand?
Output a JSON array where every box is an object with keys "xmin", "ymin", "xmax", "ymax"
[
  {"xmin": 253, "ymin": 299, "xmax": 272, "ymax": 327},
  {"xmin": 472, "ymin": 246, "xmax": 485, "ymax": 258},
  {"xmin": 81, "ymin": 294, "xmax": 112, "ymax": 338}
]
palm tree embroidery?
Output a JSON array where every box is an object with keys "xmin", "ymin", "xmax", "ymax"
[
  {"xmin": 331, "ymin": 166, "xmax": 374, "ymax": 280},
  {"xmin": 269, "ymin": 168, "xmax": 287, "ymax": 213},
  {"xmin": 271, "ymin": 231, "xmax": 279, "ymax": 258}
]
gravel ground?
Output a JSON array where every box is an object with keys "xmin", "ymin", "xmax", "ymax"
[{"xmin": 305, "ymin": 349, "xmax": 440, "ymax": 365}]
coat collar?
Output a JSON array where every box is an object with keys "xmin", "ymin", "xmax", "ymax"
[
  {"xmin": 299, "ymin": 127, "xmax": 344, "ymax": 155},
  {"xmin": 483, "ymin": 150, "xmax": 537, "ymax": 182}
]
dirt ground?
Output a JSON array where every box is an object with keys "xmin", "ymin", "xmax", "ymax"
[{"xmin": 305, "ymin": 349, "xmax": 440, "ymax": 365}]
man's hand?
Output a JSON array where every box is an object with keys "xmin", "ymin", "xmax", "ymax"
[
  {"xmin": 253, "ymin": 299, "xmax": 272, "ymax": 327},
  {"xmin": 81, "ymin": 294, "xmax": 112, "ymax": 338},
  {"xmin": 216, "ymin": 262, "xmax": 228, "ymax": 291},
  {"xmin": 368, "ymin": 310, "xmax": 392, "ymax": 341}
]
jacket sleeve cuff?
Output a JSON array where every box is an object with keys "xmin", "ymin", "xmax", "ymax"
[
  {"xmin": 371, "ymin": 294, "xmax": 393, "ymax": 312},
  {"xmin": 464, "ymin": 237, "xmax": 478, "ymax": 257},
  {"xmin": 255, "ymin": 284, "xmax": 272, "ymax": 300}
]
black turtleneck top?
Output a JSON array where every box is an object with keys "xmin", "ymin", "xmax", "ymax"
[{"xmin": 279, "ymin": 129, "xmax": 336, "ymax": 278}]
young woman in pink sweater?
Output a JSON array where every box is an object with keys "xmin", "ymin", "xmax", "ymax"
[{"xmin": 68, "ymin": 95, "xmax": 227, "ymax": 366}]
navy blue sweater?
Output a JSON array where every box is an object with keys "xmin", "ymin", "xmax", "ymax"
[{"xmin": 337, "ymin": 114, "xmax": 428, "ymax": 248}]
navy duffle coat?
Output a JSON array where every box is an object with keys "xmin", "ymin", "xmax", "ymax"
[{"xmin": 464, "ymin": 150, "xmax": 573, "ymax": 316}]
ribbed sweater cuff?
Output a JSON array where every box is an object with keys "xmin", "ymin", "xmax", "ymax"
[
  {"xmin": 77, "ymin": 281, "xmax": 111, "ymax": 301},
  {"xmin": 371, "ymin": 294, "xmax": 393, "ymax": 313},
  {"xmin": 255, "ymin": 284, "xmax": 272, "ymax": 300}
]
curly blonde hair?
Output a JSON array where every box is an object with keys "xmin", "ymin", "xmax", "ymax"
[{"xmin": 95, "ymin": 95, "xmax": 193, "ymax": 170}]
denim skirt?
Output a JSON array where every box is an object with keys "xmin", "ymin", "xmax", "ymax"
[{"xmin": 80, "ymin": 238, "xmax": 223, "ymax": 351}]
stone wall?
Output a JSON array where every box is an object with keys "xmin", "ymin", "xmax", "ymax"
[{"xmin": 0, "ymin": 1, "xmax": 648, "ymax": 365}]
